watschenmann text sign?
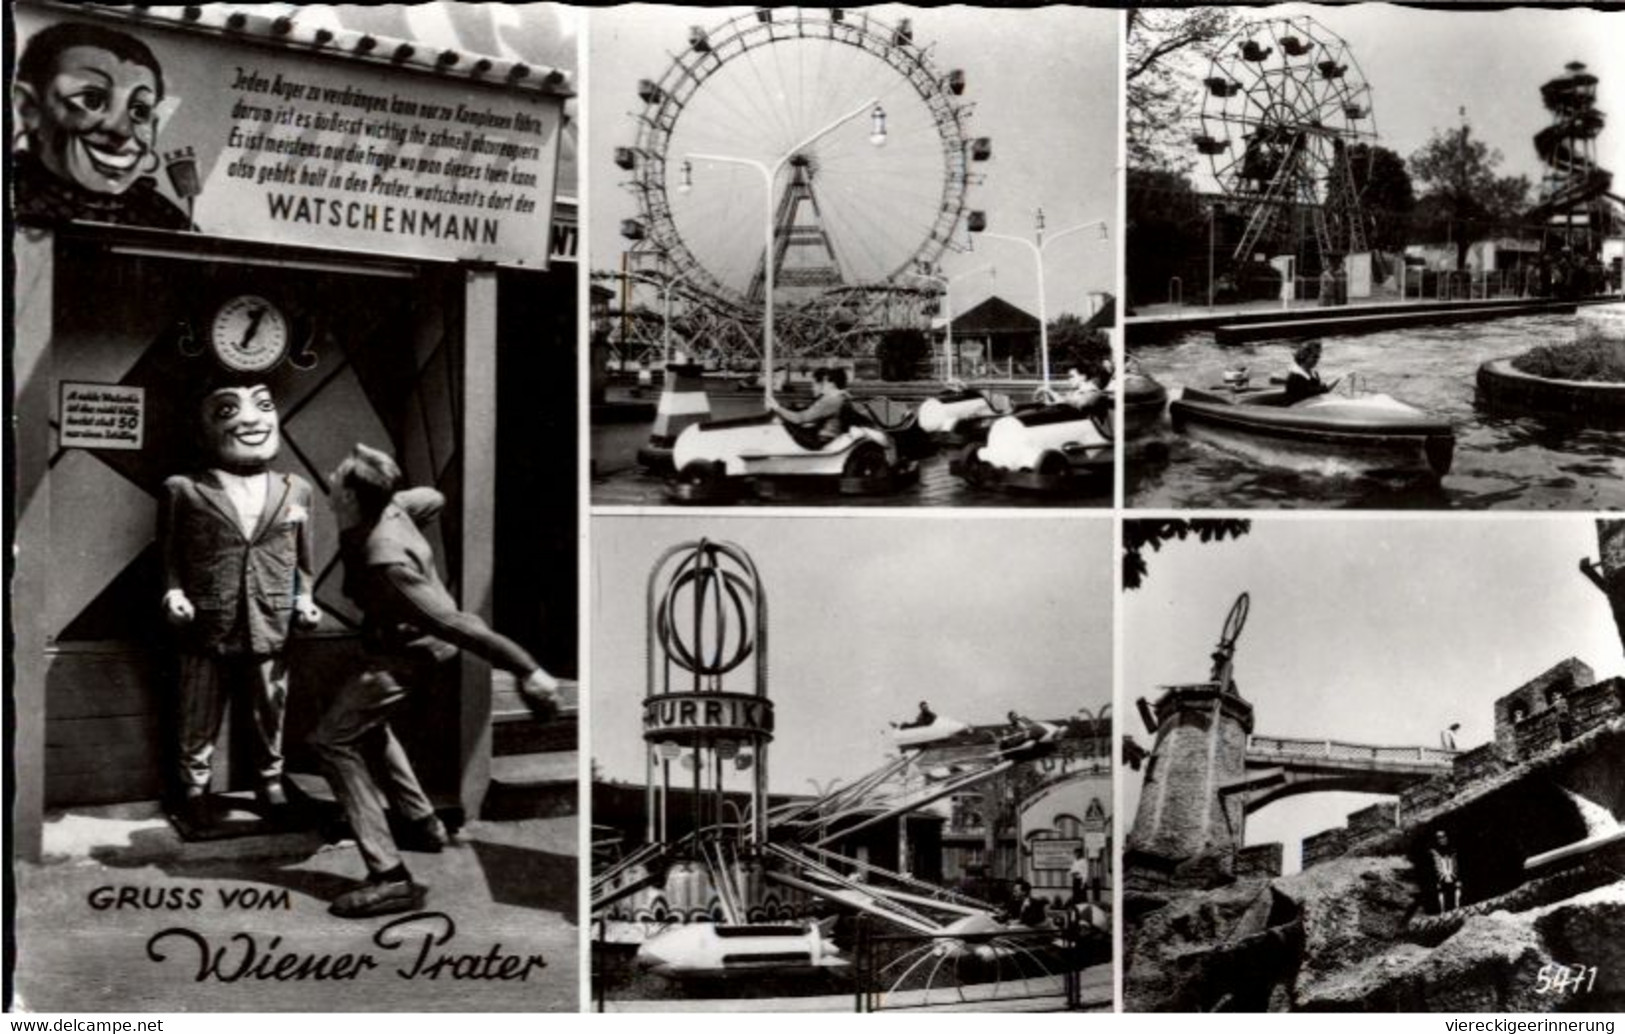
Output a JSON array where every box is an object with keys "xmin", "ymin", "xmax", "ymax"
[{"xmin": 12, "ymin": 7, "xmax": 563, "ymax": 267}]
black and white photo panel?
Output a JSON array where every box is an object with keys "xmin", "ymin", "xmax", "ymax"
[
  {"xmin": 9, "ymin": 2, "xmax": 581, "ymax": 1011},
  {"xmin": 588, "ymin": 5, "xmax": 1121, "ymax": 509},
  {"xmin": 590, "ymin": 514, "xmax": 1113, "ymax": 1012},
  {"xmin": 1120, "ymin": 516, "xmax": 1625, "ymax": 1013},
  {"xmin": 1123, "ymin": 5, "xmax": 1624, "ymax": 511}
]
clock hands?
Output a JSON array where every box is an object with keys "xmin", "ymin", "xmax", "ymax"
[{"xmin": 237, "ymin": 307, "xmax": 266, "ymax": 352}]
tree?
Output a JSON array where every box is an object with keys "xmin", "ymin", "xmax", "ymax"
[
  {"xmin": 1126, "ymin": 168, "xmax": 1207, "ymax": 309},
  {"xmin": 1409, "ymin": 123, "xmax": 1533, "ymax": 269},
  {"xmin": 1341, "ymin": 144, "xmax": 1415, "ymax": 256},
  {"xmin": 1126, "ymin": 7, "xmax": 1241, "ymax": 173},
  {"xmin": 875, "ymin": 327, "xmax": 930, "ymax": 381},
  {"xmin": 1048, "ymin": 312, "xmax": 1110, "ymax": 376},
  {"xmin": 1122, "ymin": 519, "xmax": 1252, "ymax": 590}
]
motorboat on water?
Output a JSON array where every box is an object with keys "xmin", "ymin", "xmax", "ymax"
[{"xmin": 1169, "ymin": 384, "xmax": 1455, "ymax": 479}]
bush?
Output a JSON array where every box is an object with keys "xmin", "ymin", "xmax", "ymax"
[
  {"xmin": 1511, "ymin": 338, "xmax": 1625, "ymax": 383},
  {"xmin": 875, "ymin": 328, "xmax": 931, "ymax": 382}
]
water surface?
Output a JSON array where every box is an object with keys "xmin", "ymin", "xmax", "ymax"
[{"xmin": 1129, "ymin": 314, "xmax": 1625, "ymax": 510}]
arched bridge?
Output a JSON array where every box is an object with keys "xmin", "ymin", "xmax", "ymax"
[{"xmin": 1223, "ymin": 734, "xmax": 1457, "ymax": 814}]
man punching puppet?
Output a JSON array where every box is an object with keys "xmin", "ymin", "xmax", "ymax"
[
  {"xmin": 161, "ymin": 378, "xmax": 319, "ymax": 829},
  {"xmin": 315, "ymin": 443, "xmax": 562, "ymax": 917}
]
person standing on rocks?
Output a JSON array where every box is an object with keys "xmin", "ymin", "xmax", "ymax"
[{"xmin": 1430, "ymin": 829, "xmax": 1461, "ymax": 913}]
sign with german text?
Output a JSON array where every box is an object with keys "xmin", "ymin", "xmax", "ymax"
[
  {"xmin": 12, "ymin": 7, "xmax": 563, "ymax": 267},
  {"xmin": 1031, "ymin": 837, "xmax": 1084, "ymax": 871},
  {"xmin": 59, "ymin": 382, "xmax": 145, "ymax": 451}
]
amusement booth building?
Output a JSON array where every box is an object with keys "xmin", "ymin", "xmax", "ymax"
[{"xmin": 10, "ymin": 2, "xmax": 579, "ymax": 859}]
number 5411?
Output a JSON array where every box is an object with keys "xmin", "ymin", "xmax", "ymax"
[{"xmin": 1536, "ymin": 963, "xmax": 1598, "ymax": 995}]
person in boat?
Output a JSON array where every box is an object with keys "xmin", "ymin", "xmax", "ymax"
[
  {"xmin": 1283, "ymin": 339, "xmax": 1332, "ymax": 404},
  {"xmin": 768, "ymin": 366, "xmax": 851, "ymax": 444},
  {"xmin": 1429, "ymin": 829, "xmax": 1461, "ymax": 914},
  {"xmin": 895, "ymin": 700, "xmax": 937, "ymax": 730}
]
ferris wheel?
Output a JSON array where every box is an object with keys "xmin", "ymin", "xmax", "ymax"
[
  {"xmin": 615, "ymin": 7, "xmax": 988, "ymax": 311},
  {"xmin": 1194, "ymin": 15, "xmax": 1376, "ymax": 271}
]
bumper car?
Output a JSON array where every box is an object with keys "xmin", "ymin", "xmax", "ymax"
[
  {"xmin": 952, "ymin": 387, "xmax": 1113, "ymax": 495},
  {"xmin": 915, "ymin": 383, "xmax": 1015, "ymax": 446},
  {"xmin": 667, "ymin": 398, "xmax": 929, "ymax": 504}
]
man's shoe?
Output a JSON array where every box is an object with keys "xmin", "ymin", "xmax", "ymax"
[
  {"xmin": 328, "ymin": 877, "xmax": 426, "ymax": 919},
  {"xmin": 178, "ymin": 788, "xmax": 211, "ymax": 829},
  {"xmin": 257, "ymin": 780, "xmax": 290, "ymax": 809},
  {"xmin": 397, "ymin": 815, "xmax": 451, "ymax": 853}
]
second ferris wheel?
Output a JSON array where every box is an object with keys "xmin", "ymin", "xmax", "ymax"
[{"xmin": 1193, "ymin": 14, "xmax": 1377, "ymax": 281}]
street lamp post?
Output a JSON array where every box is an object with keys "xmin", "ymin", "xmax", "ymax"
[
  {"xmin": 684, "ymin": 97, "xmax": 885, "ymax": 406},
  {"xmin": 980, "ymin": 212, "xmax": 1110, "ymax": 388},
  {"xmin": 909, "ymin": 263, "xmax": 993, "ymax": 382}
]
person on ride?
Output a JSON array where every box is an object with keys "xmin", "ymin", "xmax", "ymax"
[
  {"xmin": 895, "ymin": 700, "xmax": 936, "ymax": 730},
  {"xmin": 1000, "ymin": 880, "xmax": 1049, "ymax": 927},
  {"xmin": 1063, "ymin": 365, "xmax": 1106, "ymax": 410},
  {"xmin": 768, "ymin": 367, "xmax": 850, "ymax": 444},
  {"xmin": 1283, "ymin": 340, "xmax": 1332, "ymax": 404}
]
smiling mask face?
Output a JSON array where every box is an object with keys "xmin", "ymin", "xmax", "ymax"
[
  {"xmin": 20, "ymin": 44, "xmax": 161, "ymax": 195},
  {"xmin": 202, "ymin": 385, "xmax": 280, "ymax": 469}
]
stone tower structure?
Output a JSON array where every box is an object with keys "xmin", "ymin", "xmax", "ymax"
[
  {"xmin": 1127, "ymin": 592, "xmax": 1256, "ymax": 880},
  {"xmin": 1127, "ymin": 683, "xmax": 1255, "ymax": 868}
]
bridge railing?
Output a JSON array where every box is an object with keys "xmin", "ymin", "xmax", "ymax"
[{"xmin": 1248, "ymin": 735, "xmax": 1455, "ymax": 765}]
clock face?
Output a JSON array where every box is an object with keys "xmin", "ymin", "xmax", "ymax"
[{"xmin": 209, "ymin": 295, "xmax": 289, "ymax": 373}]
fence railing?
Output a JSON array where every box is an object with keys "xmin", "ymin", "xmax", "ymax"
[
  {"xmin": 851, "ymin": 914, "xmax": 1096, "ymax": 1012},
  {"xmin": 1248, "ymin": 735, "xmax": 1456, "ymax": 766}
]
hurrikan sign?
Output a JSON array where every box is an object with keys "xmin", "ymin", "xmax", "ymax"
[
  {"xmin": 643, "ymin": 693, "xmax": 775, "ymax": 743},
  {"xmin": 11, "ymin": 6, "xmax": 564, "ymax": 267}
]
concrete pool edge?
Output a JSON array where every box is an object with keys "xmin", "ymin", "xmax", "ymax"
[{"xmin": 1477, "ymin": 356, "xmax": 1625, "ymax": 426}]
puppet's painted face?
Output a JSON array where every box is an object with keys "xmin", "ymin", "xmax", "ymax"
[
  {"xmin": 202, "ymin": 385, "xmax": 280, "ymax": 468},
  {"xmin": 20, "ymin": 45, "xmax": 161, "ymax": 195}
]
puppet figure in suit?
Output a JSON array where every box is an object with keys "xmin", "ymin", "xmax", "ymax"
[{"xmin": 161, "ymin": 381, "xmax": 319, "ymax": 828}]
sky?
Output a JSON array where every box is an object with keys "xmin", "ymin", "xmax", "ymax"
[
  {"xmin": 1123, "ymin": 516, "xmax": 1623, "ymax": 873},
  {"xmin": 1174, "ymin": 5, "xmax": 1625, "ymax": 196},
  {"xmin": 588, "ymin": 5, "xmax": 1119, "ymax": 324},
  {"xmin": 591, "ymin": 515, "xmax": 1113, "ymax": 793}
]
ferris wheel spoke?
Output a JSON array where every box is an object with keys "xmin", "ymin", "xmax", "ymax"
[{"xmin": 819, "ymin": 173, "xmax": 932, "ymax": 282}]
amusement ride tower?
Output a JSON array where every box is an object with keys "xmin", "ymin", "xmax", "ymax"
[{"xmin": 1530, "ymin": 62, "xmax": 1617, "ymax": 263}]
